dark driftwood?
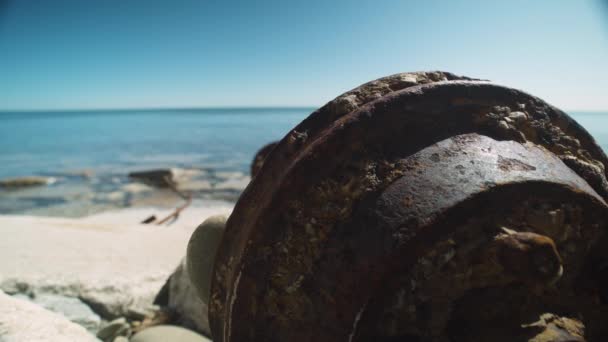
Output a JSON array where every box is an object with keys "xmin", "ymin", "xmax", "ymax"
[{"xmin": 156, "ymin": 175, "xmax": 192, "ymax": 226}]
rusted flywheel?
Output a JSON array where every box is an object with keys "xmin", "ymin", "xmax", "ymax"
[{"xmin": 209, "ymin": 71, "xmax": 608, "ymax": 341}]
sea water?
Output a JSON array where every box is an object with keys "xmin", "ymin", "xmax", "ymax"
[
  {"xmin": 0, "ymin": 109, "xmax": 606, "ymax": 217},
  {"xmin": 0, "ymin": 108, "xmax": 311, "ymax": 216}
]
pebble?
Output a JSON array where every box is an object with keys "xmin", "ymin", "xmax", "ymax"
[
  {"xmin": 130, "ymin": 325, "xmax": 210, "ymax": 342},
  {"xmin": 186, "ymin": 215, "xmax": 227, "ymax": 304}
]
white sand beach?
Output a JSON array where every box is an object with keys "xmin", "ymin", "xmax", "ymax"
[{"xmin": 0, "ymin": 203, "xmax": 232, "ymax": 341}]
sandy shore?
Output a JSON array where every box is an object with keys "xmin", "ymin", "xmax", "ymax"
[{"xmin": 0, "ymin": 203, "xmax": 232, "ymax": 340}]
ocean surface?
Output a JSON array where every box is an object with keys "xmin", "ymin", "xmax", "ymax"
[
  {"xmin": 0, "ymin": 108, "xmax": 312, "ymax": 217},
  {"xmin": 0, "ymin": 109, "xmax": 607, "ymax": 217}
]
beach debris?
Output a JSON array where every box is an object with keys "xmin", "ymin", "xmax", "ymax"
[
  {"xmin": 155, "ymin": 177, "xmax": 192, "ymax": 226},
  {"xmin": 0, "ymin": 176, "xmax": 56, "ymax": 189},
  {"xmin": 132, "ymin": 170, "xmax": 193, "ymax": 225},
  {"xmin": 201, "ymin": 71, "xmax": 608, "ymax": 341},
  {"xmin": 141, "ymin": 215, "xmax": 157, "ymax": 224},
  {"xmin": 250, "ymin": 141, "xmax": 279, "ymax": 177}
]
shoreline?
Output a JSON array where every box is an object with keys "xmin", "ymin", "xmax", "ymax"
[{"xmin": 0, "ymin": 166, "xmax": 248, "ymax": 219}]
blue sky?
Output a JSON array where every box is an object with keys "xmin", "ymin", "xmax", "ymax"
[{"xmin": 0, "ymin": 0, "xmax": 607, "ymax": 110}]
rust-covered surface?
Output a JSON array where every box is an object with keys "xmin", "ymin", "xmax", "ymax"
[{"xmin": 208, "ymin": 72, "xmax": 608, "ymax": 341}]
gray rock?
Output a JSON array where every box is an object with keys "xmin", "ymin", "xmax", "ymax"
[
  {"xmin": 32, "ymin": 293, "xmax": 101, "ymax": 333},
  {"xmin": 131, "ymin": 325, "xmax": 210, "ymax": 342},
  {"xmin": 97, "ymin": 317, "xmax": 131, "ymax": 342},
  {"xmin": 113, "ymin": 337, "xmax": 129, "ymax": 342},
  {"xmin": 151, "ymin": 215, "xmax": 227, "ymax": 336},
  {"xmin": 0, "ymin": 176, "xmax": 56, "ymax": 188},
  {"xmin": 0, "ymin": 290, "xmax": 100, "ymax": 342},
  {"xmin": 186, "ymin": 215, "xmax": 227, "ymax": 305},
  {"xmin": 156, "ymin": 257, "xmax": 210, "ymax": 335}
]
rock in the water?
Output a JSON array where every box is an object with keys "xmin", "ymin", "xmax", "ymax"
[
  {"xmin": 32, "ymin": 293, "xmax": 101, "ymax": 333},
  {"xmin": 0, "ymin": 290, "xmax": 100, "ymax": 342},
  {"xmin": 186, "ymin": 215, "xmax": 227, "ymax": 305},
  {"xmin": 0, "ymin": 176, "xmax": 56, "ymax": 189},
  {"xmin": 128, "ymin": 169, "xmax": 176, "ymax": 188},
  {"xmin": 131, "ymin": 325, "xmax": 210, "ymax": 342},
  {"xmin": 97, "ymin": 317, "xmax": 131, "ymax": 342}
]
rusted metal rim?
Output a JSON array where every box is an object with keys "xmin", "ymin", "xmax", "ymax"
[
  {"xmin": 209, "ymin": 71, "xmax": 481, "ymax": 339},
  {"xmin": 209, "ymin": 76, "xmax": 608, "ymax": 341}
]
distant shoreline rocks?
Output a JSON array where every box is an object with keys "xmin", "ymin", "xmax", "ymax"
[
  {"xmin": 128, "ymin": 169, "xmax": 176, "ymax": 188},
  {"xmin": 0, "ymin": 176, "xmax": 57, "ymax": 189}
]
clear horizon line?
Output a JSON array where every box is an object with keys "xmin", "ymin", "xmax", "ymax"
[
  {"xmin": 0, "ymin": 105, "xmax": 320, "ymax": 113},
  {"xmin": 1, "ymin": 106, "xmax": 607, "ymax": 114}
]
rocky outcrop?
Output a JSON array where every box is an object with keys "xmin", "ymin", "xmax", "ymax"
[
  {"xmin": 128, "ymin": 168, "xmax": 206, "ymax": 189},
  {"xmin": 0, "ymin": 290, "xmax": 100, "ymax": 342},
  {"xmin": 0, "ymin": 176, "xmax": 56, "ymax": 189},
  {"xmin": 128, "ymin": 169, "xmax": 176, "ymax": 188}
]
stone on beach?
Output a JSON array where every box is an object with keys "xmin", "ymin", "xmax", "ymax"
[
  {"xmin": 186, "ymin": 214, "xmax": 227, "ymax": 306},
  {"xmin": 0, "ymin": 289, "xmax": 100, "ymax": 342},
  {"xmin": 130, "ymin": 325, "xmax": 211, "ymax": 342},
  {"xmin": 154, "ymin": 257, "xmax": 211, "ymax": 336},
  {"xmin": 152, "ymin": 214, "xmax": 228, "ymax": 336}
]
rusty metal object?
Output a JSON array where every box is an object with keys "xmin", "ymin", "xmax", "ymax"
[
  {"xmin": 250, "ymin": 141, "xmax": 278, "ymax": 177},
  {"xmin": 207, "ymin": 72, "xmax": 608, "ymax": 341}
]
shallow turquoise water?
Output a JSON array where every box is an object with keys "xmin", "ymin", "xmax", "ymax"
[{"xmin": 0, "ymin": 109, "xmax": 606, "ymax": 216}]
